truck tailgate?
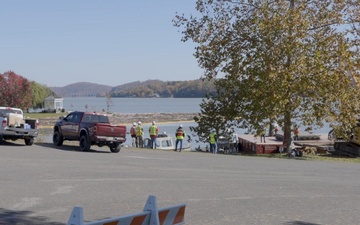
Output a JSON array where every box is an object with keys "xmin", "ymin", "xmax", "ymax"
[{"xmin": 96, "ymin": 123, "xmax": 126, "ymax": 138}]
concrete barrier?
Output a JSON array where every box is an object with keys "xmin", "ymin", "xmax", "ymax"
[{"xmin": 67, "ymin": 195, "xmax": 186, "ymax": 225}]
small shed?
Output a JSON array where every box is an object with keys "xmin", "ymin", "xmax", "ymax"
[{"xmin": 44, "ymin": 96, "xmax": 64, "ymax": 112}]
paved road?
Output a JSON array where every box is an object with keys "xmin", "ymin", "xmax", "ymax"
[{"xmin": 1, "ymin": 140, "xmax": 359, "ymax": 225}]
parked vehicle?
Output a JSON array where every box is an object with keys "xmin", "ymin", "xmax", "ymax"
[
  {"xmin": 0, "ymin": 106, "xmax": 39, "ymax": 146},
  {"xmin": 53, "ymin": 111, "xmax": 126, "ymax": 153},
  {"xmin": 329, "ymin": 121, "xmax": 360, "ymax": 157}
]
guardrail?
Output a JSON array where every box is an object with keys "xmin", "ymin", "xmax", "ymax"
[{"xmin": 67, "ymin": 195, "xmax": 186, "ymax": 225}]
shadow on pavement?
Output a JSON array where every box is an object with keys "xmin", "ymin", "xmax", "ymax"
[
  {"xmin": 284, "ymin": 221, "xmax": 322, "ymax": 225},
  {"xmin": 0, "ymin": 140, "xmax": 25, "ymax": 146},
  {"xmin": 0, "ymin": 208, "xmax": 64, "ymax": 225},
  {"xmin": 35, "ymin": 142, "xmax": 111, "ymax": 153}
]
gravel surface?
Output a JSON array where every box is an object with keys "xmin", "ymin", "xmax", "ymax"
[{"xmin": 1, "ymin": 145, "xmax": 360, "ymax": 225}]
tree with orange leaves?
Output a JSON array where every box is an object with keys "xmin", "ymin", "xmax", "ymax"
[{"xmin": 0, "ymin": 71, "xmax": 32, "ymax": 109}]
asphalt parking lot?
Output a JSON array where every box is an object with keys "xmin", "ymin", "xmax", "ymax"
[{"xmin": 1, "ymin": 141, "xmax": 360, "ymax": 225}]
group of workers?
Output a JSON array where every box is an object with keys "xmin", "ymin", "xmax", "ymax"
[
  {"xmin": 129, "ymin": 121, "xmax": 302, "ymax": 152},
  {"xmin": 129, "ymin": 121, "xmax": 186, "ymax": 151},
  {"xmin": 129, "ymin": 121, "xmax": 241, "ymax": 154},
  {"xmin": 129, "ymin": 121, "xmax": 156, "ymax": 149}
]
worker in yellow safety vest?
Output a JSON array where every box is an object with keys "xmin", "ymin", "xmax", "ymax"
[
  {"xmin": 149, "ymin": 121, "xmax": 159, "ymax": 149},
  {"xmin": 209, "ymin": 129, "xmax": 217, "ymax": 154},
  {"xmin": 174, "ymin": 125, "xmax": 185, "ymax": 152},
  {"xmin": 136, "ymin": 121, "xmax": 144, "ymax": 148}
]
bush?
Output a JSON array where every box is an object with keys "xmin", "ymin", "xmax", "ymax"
[{"xmin": 41, "ymin": 109, "xmax": 56, "ymax": 113}]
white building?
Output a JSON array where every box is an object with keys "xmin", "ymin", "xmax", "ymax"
[{"xmin": 44, "ymin": 96, "xmax": 64, "ymax": 112}]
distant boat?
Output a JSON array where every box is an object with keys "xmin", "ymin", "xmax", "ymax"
[{"xmin": 143, "ymin": 134, "xmax": 192, "ymax": 151}]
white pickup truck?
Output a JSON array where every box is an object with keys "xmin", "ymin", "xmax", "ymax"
[{"xmin": 0, "ymin": 106, "xmax": 39, "ymax": 146}]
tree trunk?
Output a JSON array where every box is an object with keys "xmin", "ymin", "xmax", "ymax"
[
  {"xmin": 284, "ymin": 111, "xmax": 292, "ymax": 155},
  {"xmin": 269, "ymin": 122, "xmax": 274, "ymax": 136},
  {"xmin": 284, "ymin": 0, "xmax": 295, "ymax": 156}
]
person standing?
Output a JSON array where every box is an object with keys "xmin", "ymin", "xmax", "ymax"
[
  {"xmin": 260, "ymin": 127, "xmax": 266, "ymax": 143},
  {"xmin": 136, "ymin": 121, "xmax": 144, "ymax": 148},
  {"xmin": 274, "ymin": 125, "xmax": 279, "ymax": 135},
  {"xmin": 230, "ymin": 128, "xmax": 238, "ymax": 153},
  {"xmin": 175, "ymin": 125, "xmax": 185, "ymax": 152},
  {"xmin": 149, "ymin": 121, "xmax": 159, "ymax": 149},
  {"xmin": 209, "ymin": 129, "xmax": 217, "ymax": 154},
  {"xmin": 130, "ymin": 122, "xmax": 137, "ymax": 147},
  {"xmin": 294, "ymin": 126, "xmax": 300, "ymax": 141},
  {"xmin": 273, "ymin": 122, "xmax": 279, "ymax": 136}
]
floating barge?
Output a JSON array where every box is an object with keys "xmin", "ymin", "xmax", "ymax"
[
  {"xmin": 238, "ymin": 135, "xmax": 283, "ymax": 154},
  {"xmin": 238, "ymin": 134, "xmax": 331, "ymax": 155}
]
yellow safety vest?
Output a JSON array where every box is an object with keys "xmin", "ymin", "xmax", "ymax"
[
  {"xmin": 176, "ymin": 128, "xmax": 185, "ymax": 140},
  {"xmin": 209, "ymin": 133, "xmax": 216, "ymax": 144},
  {"xmin": 136, "ymin": 126, "xmax": 143, "ymax": 136},
  {"xmin": 149, "ymin": 125, "xmax": 157, "ymax": 136}
]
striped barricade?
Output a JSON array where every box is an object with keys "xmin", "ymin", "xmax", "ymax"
[{"xmin": 67, "ymin": 195, "xmax": 186, "ymax": 225}]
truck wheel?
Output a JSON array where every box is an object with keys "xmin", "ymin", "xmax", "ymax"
[
  {"xmin": 25, "ymin": 138, "xmax": 34, "ymax": 146},
  {"xmin": 79, "ymin": 135, "xmax": 90, "ymax": 151},
  {"xmin": 53, "ymin": 130, "xmax": 64, "ymax": 146},
  {"xmin": 109, "ymin": 143, "xmax": 121, "ymax": 153}
]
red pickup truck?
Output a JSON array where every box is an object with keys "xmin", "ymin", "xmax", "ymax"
[{"xmin": 53, "ymin": 111, "xmax": 126, "ymax": 153}]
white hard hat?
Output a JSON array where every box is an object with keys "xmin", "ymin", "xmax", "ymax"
[
  {"xmin": 138, "ymin": 121, "xmax": 141, "ymax": 124},
  {"xmin": 152, "ymin": 121, "xmax": 156, "ymax": 125},
  {"xmin": 133, "ymin": 122, "xmax": 136, "ymax": 126},
  {"xmin": 179, "ymin": 124, "xmax": 183, "ymax": 128}
]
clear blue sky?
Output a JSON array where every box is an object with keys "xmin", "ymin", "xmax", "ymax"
[{"xmin": 0, "ymin": 0, "xmax": 202, "ymax": 87}]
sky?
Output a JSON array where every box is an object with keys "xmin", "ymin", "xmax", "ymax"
[{"xmin": 0, "ymin": 0, "xmax": 203, "ymax": 87}]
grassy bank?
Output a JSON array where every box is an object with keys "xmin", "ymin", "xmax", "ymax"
[
  {"xmin": 24, "ymin": 112, "xmax": 67, "ymax": 119},
  {"xmin": 25, "ymin": 112, "xmax": 197, "ymax": 127}
]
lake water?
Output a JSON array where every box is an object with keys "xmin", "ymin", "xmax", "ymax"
[
  {"xmin": 58, "ymin": 97, "xmax": 331, "ymax": 149},
  {"xmin": 62, "ymin": 97, "xmax": 203, "ymax": 114}
]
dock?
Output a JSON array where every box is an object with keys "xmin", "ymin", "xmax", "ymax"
[{"xmin": 238, "ymin": 133, "xmax": 333, "ymax": 154}]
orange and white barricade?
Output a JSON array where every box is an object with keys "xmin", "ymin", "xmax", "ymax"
[{"xmin": 67, "ymin": 195, "xmax": 186, "ymax": 225}]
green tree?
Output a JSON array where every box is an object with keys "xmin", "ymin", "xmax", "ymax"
[
  {"xmin": 174, "ymin": 0, "xmax": 360, "ymax": 154},
  {"xmin": 30, "ymin": 81, "xmax": 53, "ymax": 109}
]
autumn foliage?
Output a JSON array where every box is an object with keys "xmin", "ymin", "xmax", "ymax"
[
  {"xmin": 175, "ymin": 0, "xmax": 360, "ymax": 153},
  {"xmin": 0, "ymin": 71, "xmax": 32, "ymax": 109}
]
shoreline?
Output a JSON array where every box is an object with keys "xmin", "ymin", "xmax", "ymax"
[{"xmin": 37, "ymin": 112, "xmax": 198, "ymax": 128}]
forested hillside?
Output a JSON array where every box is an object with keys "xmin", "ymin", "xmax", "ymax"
[
  {"xmin": 50, "ymin": 79, "xmax": 216, "ymax": 98},
  {"xmin": 50, "ymin": 82, "xmax": 113, "ymax": 97},
  {"xmin": 110, "ymin": 79, "xmax": 216, "ymax": 98}
]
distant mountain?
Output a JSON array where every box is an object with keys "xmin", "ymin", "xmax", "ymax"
[
  {"xmin": 110, "ymin": 79, "xmax": 216, "ymax": 98},
  {"xmin": 50, "ymin": 79, "xmax": 216, "ymax": 98},
  {"xmin": 50, "ymin": 82, "xmax": 113, "ymax": 97}
]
